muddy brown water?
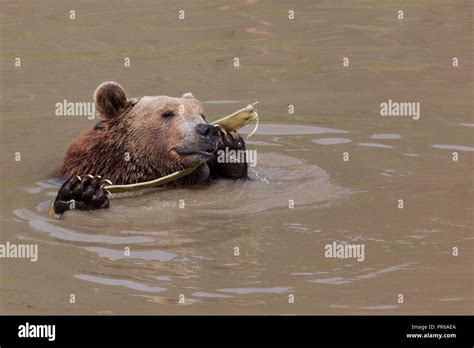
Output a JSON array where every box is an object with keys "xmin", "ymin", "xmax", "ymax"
[{"xmin": 0, "ymin": 1, "xmax": 472, "ymax": 314}]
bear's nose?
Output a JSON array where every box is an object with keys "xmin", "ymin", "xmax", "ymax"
[{"xmin": 195, "ymin": 124, "xmax": 218, "ymax": 138}]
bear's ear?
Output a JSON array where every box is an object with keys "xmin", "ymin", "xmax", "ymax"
[
  {"xmin": 94, "ymin": 82, "xmax": 127, "ymax": 120},
  {"xmin": 182, "ymin": 92, "xmax": 194, "ymax": 99}
]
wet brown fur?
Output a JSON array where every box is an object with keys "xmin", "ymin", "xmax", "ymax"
[{"xmin": 60, "ymin": 82, "xmax": 209, "ymax": 185}]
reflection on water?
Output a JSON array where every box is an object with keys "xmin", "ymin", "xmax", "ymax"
[
  {"xmin": 84, "ymin": 247, "xmax": 177, "ymax": 262},
  {"xmin": 360, "ymin": 305, "xmax": 397, "ymax": 310},
  {"xmin": 246, "ymin": 140, "xmax": 282, "ymax": 146},
  {"xmin": 309, "ymin": 263, "xmax": 412, "ymax": 286},
  {"xmin": 192, "ymin": 292, "xmax": 232, "ymax": 298},
  {"xmin": 76, "ymin": 275, "xmax": 167, "ymax": 293},
  {"xmin": 354, "ymin": 264, "xmax": 412, "ymax": 280},
  {"xmin": 239, "ymin": 124, "xmax": 349, "ymax": 135},
  {"xmin": 311, "ymin": 277, "xmax": 351, "ymax": 285},
  {"xmin": 357, "ymin": 143, "xmax": 393, "ymax": 149},
  {"xmin": 13, "ymin": 208, "xmax": 155, "ymax": 244},
  {"xmin": 313, "ymin": 138, "xmax": 352, "ymax": 145},
  {"xmin": 432, "ymin": 144, "xmax": 474, "ymax": 152},
  {"xmin": 217, "ymin": 287, "xmax": 291, "ymax": 294}
]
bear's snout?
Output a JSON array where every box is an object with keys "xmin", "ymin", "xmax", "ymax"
[{"xmin": 195, "ymin": 124, "xmax": 218, "ymax": 144}]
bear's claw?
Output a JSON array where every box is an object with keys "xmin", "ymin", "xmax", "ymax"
[
  {"xmin": 53, "ymin": 175, "xmax": 111, "ymax": 216},
  {"xmin": 208, "ymin": 126, "xmax": 248, "ymax": 180}
]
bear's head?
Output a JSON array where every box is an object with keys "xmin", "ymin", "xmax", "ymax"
[{"xmin": 61, "ymin": 82, "xmax": 219, "ymax": 184}]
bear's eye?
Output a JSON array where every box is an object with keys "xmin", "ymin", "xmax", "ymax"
[{"xmin": 162, "ymin": 110, "xmax": 175, "ymax": 118}]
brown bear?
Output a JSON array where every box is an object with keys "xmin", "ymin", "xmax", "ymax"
[{"xmin": 53, "ymin": 81, "xmax": 247, "ymax": 215}]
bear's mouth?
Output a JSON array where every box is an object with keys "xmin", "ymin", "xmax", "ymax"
[{"xmin": 169, "ymin": 146, "xmax": 216, "ymax": 160}]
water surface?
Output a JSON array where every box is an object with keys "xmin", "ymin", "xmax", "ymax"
[{"xmin": 0, "ymin": 0, "xmax": 472, "ymax": 315}]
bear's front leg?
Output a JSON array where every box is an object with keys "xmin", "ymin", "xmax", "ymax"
[
  {"xmin": 53, "ymin": 175, "xmax": 110, "ymax": 216},
  {"xmin": 208, "ymin": 127, "xmax": 248, "ymax": 180}
]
